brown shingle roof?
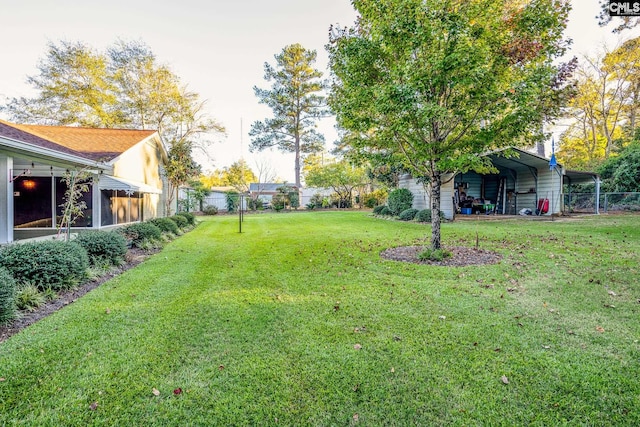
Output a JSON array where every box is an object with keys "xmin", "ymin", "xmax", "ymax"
[{"xmin": 0, "ymin": 120, "xmax": 157, "ymax": 162}]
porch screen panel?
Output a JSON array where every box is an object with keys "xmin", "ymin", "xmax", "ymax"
[
  {"xmin": 55, "ymin": 178, "xmax": 93, "ymax": 227},
  {"xmin": 130, "ymin": 194, "xmax": 140, "ymax": 222},
  {"xmin": 101, "ymin": 190, "xmax": 115, "ymax": 226},
  {"xmin": 14, "ymin": 177, "xmax": 53, "ymax": 228}
]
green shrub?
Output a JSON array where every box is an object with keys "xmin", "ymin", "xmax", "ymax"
[
  {"xmin": 203, "ymin": 205, "xmax": 218, "ymax": 215},
  {"xmin": 149, "ymin": 217, "xmax": 180, "ymax": 235},
  {"xmin": 387, "ymin": 188, "xmax": 414, "ymax": 216},
  {"xmin": 0, "ymin": 241, "xmax": 89, "ymax": 290},
  {"xmin": 15, "ymin": 283, "xmax": 45, "ymax": 312},
  {"xmin": 75, "ymin": 230, "xmax": 128, "ymax": 266},
  {"xmin": 176, "ymin": 211, "xmax": 196, "ymax": 225},
  {"xmin": 418, "ymin": 247, "xmax": 452, "ymax": 262},
  {"xmin": 363, "ymin": 189, "xmax": 388, "ymax": 208},
  {"xmin": 0, "ymin": 267, "xmax": 17, "ymax": 324},
  {"xmin": 398, "ymin": 208, "xmax": 419, "ymax": 221},
  {"xmin": 415, "ymin": 209, "xmax": 432, "ymax": 222},
  {"xmin": 372, "ymin": 205, "xmax": 386, "ymax": 215},
  {"xmin": 379, "ymin": 206, "xmax": 392, "ymax": 216},
  {"xmin": 169, "ymin": 215, "xmax": 188, "ymax": 229},
  {"xmin": 117, "ymin": 222, "xmax": 162, "ymax": 248}
]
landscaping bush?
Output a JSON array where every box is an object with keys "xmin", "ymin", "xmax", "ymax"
[
  {"xmin": 372, "ymin": 205, "xmax": 387, "ymax": 215},
  {"xmin": 169, "ymin": 215, "xmax": 189, "ymax": 229},
  {"xmin": 398, "ymin": 208, "xmax": 419, "ymax": 221},
  {"xmin": 387, "ymin": 188, "xmax": 414, "ymax": 216},
  {"xmin": 75, "ymin": 230, "xmax": 128, "ymax": 266},
  {"xmin": 0, "ymin": 241, "xmax": 89, "ymax": 290},
  {"xmin": 202, "ymin": 205, "xmax": 218, "ymax": 215},
  {"xmin": 149, "ymin": 217, "xmax": 180, "ymax": 235},
  {"xmin": 117, "ymin": 222, "xmax": 162, "ymax": 248},
  {"xmin": 379, "ymin": 206, "xmax": 392, "ymax": 216},
  {"xmin": 176, "ymin": 211, "xmax": 196, "ymax": 225},
  {"xmin": 363, "ymin": 189, "xmax": 388, "ymax": 208},
  {"xmin": 415, "ymin": 209, "xmax": 432, "ymax": 222},
  {"xmin": 0, "ymin": 267, "xmax": 17, "ymax": 324}
]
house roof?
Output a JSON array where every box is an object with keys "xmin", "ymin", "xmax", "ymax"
[{"xmin": 0, "ymin": 120, "xmax": 157, "ymax": 162}]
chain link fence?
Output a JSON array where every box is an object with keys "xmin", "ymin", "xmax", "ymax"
[{"xmin": 564, "ymin": 192, "xmax": 640, "ymax": 213}]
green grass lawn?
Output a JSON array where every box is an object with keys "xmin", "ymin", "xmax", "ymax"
[{"xmin": 1, "ymin": 211, "xmax": 639, "ymax": 425}]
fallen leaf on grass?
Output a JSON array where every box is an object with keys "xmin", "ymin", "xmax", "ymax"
[
  {"xmin": 390, "ymin": 367, "xmax": 395, "ymax": 373},
  {"xmin": 501, "ymin": 376, "xmax": 509, "ymax": 384},
  {"xmin": 105, "ymin": 308, "xmax": 111, "ymax": 314},
  {"xmin": 89, "ymin": 402, "xmax": 99, "ymax": 411},
  {"xmin": 173, "ymin": 388, "xmax": 183, "ymax": 395},
  {"xmin": 152, "ymin": 388, "xmax": 160, "ymax": 396},
  {"xmin": 0, "ymin": 377, "xmax": 5, "ymax": 382},
  {"xmin": 353, "ymin": 413, "xmax": 359, "ymax": 422},
  {"xmin": 354, "ymin": 344, "xmax": 362, "ymax": 350},
  {"xmin": 438, "ymin": 315, "xmax": 446, "ymax": 320},
  {"xmin": 608, "ymin": 290, "xmax": 617, "ymax": 297},
  {"xmin": 542, "ymin": 345, "xmax": 551, "ymax": 349},
  {"xmin": 596, "ymin": 326, "xmax": 605, "ymax": 333},
  {"xmin": 219, "ymin": 365, "xmax": 224, "ymax": 370}
]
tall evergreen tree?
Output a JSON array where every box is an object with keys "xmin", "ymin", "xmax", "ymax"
[{"xmin": 249, "ymin": 44, "xmax": 327, "ymax": 188}]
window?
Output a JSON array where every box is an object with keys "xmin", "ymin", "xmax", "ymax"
[{"xmin": 14, "ymin": 177, "xmax": 53, "ymax": 228}]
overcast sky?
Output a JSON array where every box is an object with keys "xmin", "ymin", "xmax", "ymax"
[{"xmin": 0, "ymin": 0, "xmax": 637, "ymax": 182}]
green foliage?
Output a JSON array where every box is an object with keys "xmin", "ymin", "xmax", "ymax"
[
  {"xmin": 363, "ymin": 188, "xmax": 388, "ymax": 208},
  {"xmin": 148, "ymin": 217, "xmax": 180, "ymax": 235},
  {"xmin": 176, "ymin": 211, "xmax": 196, "ymax": 225},
  {"xmin": 0, "ymin": 267, "xmax": 17, "ymax": 324},
  {"xmin": 202, "ymin": 205, "xmax": 218, "ymax": 215},
  {"xmin": 169, "ymin": 215, "xmax": 189, "ymax": 229},
  {"xmin": 378, "ymin": 206, "xmax": 392, "ymax": 216},
  {"xmin": 415, "ymin": 209, "xmax": 433, "ymax": 222},
  {"xmin": 417, "ymin": 247, "xmax": 452, "ymax": 262},
  {"xmin": 372, "ymin": 205, "xmax": 386, "ymax": 215},
  {"xmin": 328, "ymin": 0, "xmax": 571, "ymax": 249},
  {"xmin": 304, "ymin": 160, "xmax": 367, "ymax": 208},
  {"xmin": 398, "ymin": 208, "xmax": 419, "ymax": 221},
  {"xmin": 598, "ymin": 142, "xmax": 640, "ymax": 191},
  {"xmin": 250, "ymin": 44, "xmax": 327, "ymax": 187},
  {"xmin": 15, "ymin": 283, "xmax": 46, "ymax": 312},
  {"xmin": 387, "ymin": 188, "xmax": 414, "ymax": 216},
  {"xmin": 306, "ymin": 193, "xmax": 326, "ymax": 210},
  {"xmin": 164, "ymin": 141, "xmax": 202, "ymax": 216},
  {"xmin": 248, "ymin": 198, "xmax": 264, "ymax": 211},
  {"xmin": 0, "ymin": 241, "xmax": 88, "ymax": 291},
  {"xmin": 117, "ymin": 222, "xmax": 162, "ymax": 248},
  {"xmin": 75, "ymin": 230, "xmax": 128, "ymax": 266},
  {"xmin": 225, "ymin": 191, "xmax": 239, "ymax": 213}
]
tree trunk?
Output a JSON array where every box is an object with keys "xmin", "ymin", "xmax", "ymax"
[
  {"xmin": 430, "ymin": 172, "xmax": 442, "ymax": 250},
  {"xmin": 294, "ymin": 133, "xmax": 301, "ymax": 189}
]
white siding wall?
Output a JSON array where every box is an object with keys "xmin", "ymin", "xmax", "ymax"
[{"xmin": 398, "ymin": 174, "xmax": 455, "ymax": 219}]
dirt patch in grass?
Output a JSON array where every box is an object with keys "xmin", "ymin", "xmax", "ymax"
[
  {"xmin": 380, "ymin": 245, "xmax": 502, "ymax": 267},
  {"xmin": 0, "ymin": 247, "xmax": 158, "ymax": 344}
]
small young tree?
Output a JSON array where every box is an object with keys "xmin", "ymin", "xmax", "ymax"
[{"xmin": 57, "ymin": 169, "xmax": 91, "ymax": 240}]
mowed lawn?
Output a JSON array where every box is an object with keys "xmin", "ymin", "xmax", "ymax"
[{"xmin": 0, "ymin": 211, "xmax": 639, "ymax": 425}]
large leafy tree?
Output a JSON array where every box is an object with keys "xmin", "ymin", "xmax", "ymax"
[
  {"xmin": 3, "ymin": 39, "xmax": 224, "ymax": 215},
  {"xmin": 304, "ymin": 158, "xmax": 367, "ymax": 208},
  {"xmin": 559, "ymin": 38, "xmax": 640, "ymax": 170},
  {"xmin": 328, "ymin": 0, "xmax": 571, "ymax": 249},
  {"xmin": 249, "ymin": 44, "xmax": 327, "ymax": 188},
  {"xmin": 598, "ymin": 140, "xmax": 640, "ymax": 192}
]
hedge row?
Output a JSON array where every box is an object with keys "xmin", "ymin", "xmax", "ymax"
[{"xmin": 0, "ymin": 212, "xmax": 197, "ymax": 325}]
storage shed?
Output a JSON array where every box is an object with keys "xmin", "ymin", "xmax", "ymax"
[{"xmin": 399, "ymin": 147, "xmax": 600, "ymax": 219}]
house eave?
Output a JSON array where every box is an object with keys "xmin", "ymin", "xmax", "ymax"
[{"xmin": 0, "ymin": 135, "xmax": 111, "ymax": 172}]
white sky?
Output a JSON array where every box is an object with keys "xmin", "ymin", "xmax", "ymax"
[{"xmin": 0, "ymin": 0, "xmax": 637, "ymax": 182}]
